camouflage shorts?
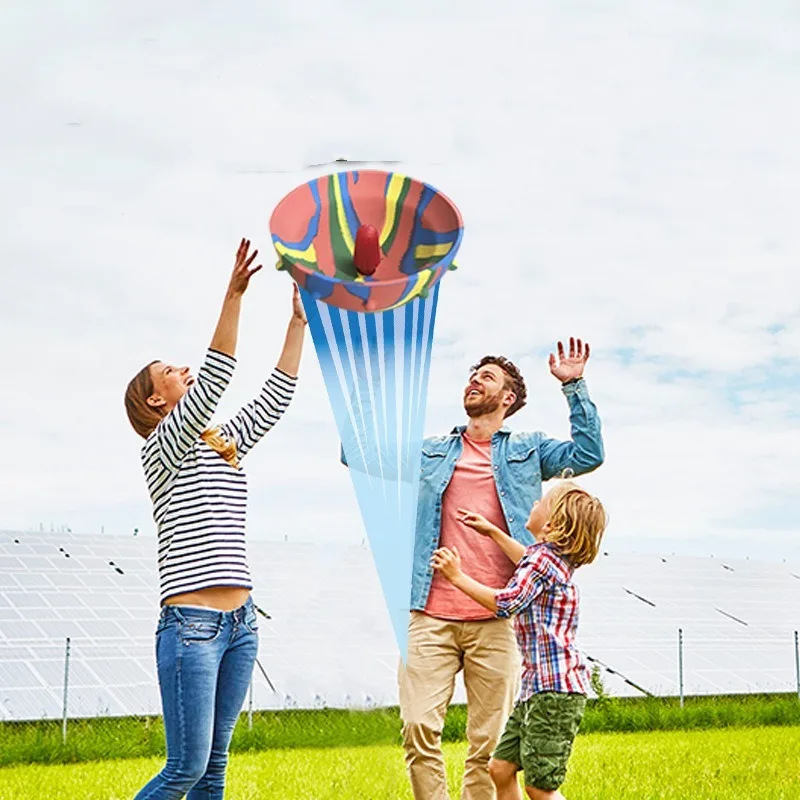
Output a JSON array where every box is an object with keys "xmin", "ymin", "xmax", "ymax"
[{"xmin": 493, "ymin": 692, "xmax": 586, "ymax": 791}]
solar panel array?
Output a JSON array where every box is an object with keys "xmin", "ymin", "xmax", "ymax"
[
  {"xmin": 576, "ymin": 551, "xmax": 800, "ymax": 697},
  {"xmin": 1, "ymin": 531, "xmax": 799, "ymax": 721}
]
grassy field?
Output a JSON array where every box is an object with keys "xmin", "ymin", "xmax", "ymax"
[
  {"xmin": 4, "ymin": 693, "xmax": 800, "ymax": 767},
  {"xmin": 2, "ymin": 726, "xmax": 799, "ymax": 800}
]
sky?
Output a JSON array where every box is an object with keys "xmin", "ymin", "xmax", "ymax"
[{"xmin": 1, "ymin": 0, "xmax": 799, "ymax": 563}]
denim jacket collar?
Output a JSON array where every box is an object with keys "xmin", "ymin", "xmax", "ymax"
[{"xmin": 449, "ymin": 424, "xmax": 512, "ymax": 436}]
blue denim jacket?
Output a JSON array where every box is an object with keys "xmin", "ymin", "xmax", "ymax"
[
  {"xmin": 411, "ymin": 378, "xmax": 603, "ymax": 610},
  {"xmin": 341, "ymin": 378, "xmax": 604, "ymax": 610}
]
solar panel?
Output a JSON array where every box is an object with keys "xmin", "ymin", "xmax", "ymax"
[
  {"xmin": 3, "ymin": 592, "xmax": 49, "ymax": 609},
  {"xmin": 1, "ymin": 531, "xmax": 800, "ymax": 719},
  {"xmin": 45, "ymin": 572, "xmax": 87, "ymax": 589},
  {"xmin": 0, "ymin": 620, "xmax": 49, "ymax": 640},
  {"xmin": 0, "ymin": 688, "xmax": 63, "ymax": 721},
  {"xmin": 0, "ymin": 660, "xmax": 44, "ymax": 689}
]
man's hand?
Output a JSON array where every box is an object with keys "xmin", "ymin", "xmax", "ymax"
[
  {"xmin": 431, "ymin": 547, "xmax": 462, "ymax": 582},
  {"xmin": 457, "ymin": 509, "xmax": 499, "ymax": 537},
  {"xmin": 549, "ymin": 337, "xmax": 590, "ymax": 383}
]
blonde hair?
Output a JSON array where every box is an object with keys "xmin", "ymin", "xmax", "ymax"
[
  {"xmin": 124, "ymin": 361, "xmax": 239, "ymax": 468},
  {"xmin": 542, "ymin": 480, "xmax": 607, "ymax": 567}
]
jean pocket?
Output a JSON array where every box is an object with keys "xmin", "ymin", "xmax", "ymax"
[
  {"xmin": 179, "ymin": 617, "xmax": 223, "ymax": 643},
  {"xmin": 243, "ymin": 609, "xmax": 259, "ymax": 634}
]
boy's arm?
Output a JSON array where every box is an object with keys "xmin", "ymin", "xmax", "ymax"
[
  {"xmin": 486, "ymin": 525, "xmax": 527, "ymax": 564},
  {"xmin": 448, "ymin": 572, "xmax": 499, "ymax": 613},
  {"xmin": 457, "ymin": 511, "xmax": 527, "ymax": 564},
  {"xmin": 431, "ymin": 546, "xmax": 544, "ymax": 615},
  {"xmin": 494, "ymin": 555, "xmax": 546, "ymax": 618}
]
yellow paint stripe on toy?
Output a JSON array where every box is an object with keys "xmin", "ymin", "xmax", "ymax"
[
  {"xmin": 415, "ymin": 242, "xmax": 452, "ymax": 260},
  {"xmin": 275, "ymin": 241, "xmax": 317, "ymax": 262},
  {"xmin": 386, "ymin": 269, "xmax": 433, "ymax": 310},
  {"xmin": 332, "ymin": 178, "xmax": 355, "ymax": 254},
  {"xmin": 380, "ymin": 174, "xmax": 405, "ymax": 246}
]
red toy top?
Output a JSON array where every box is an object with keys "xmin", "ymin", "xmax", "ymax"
[{"xmin": 353, "ymin": 224, "xmax": 382, "ymax": 276}]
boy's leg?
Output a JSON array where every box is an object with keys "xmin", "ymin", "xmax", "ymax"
[
  {"xmin": 188, "ymin": 609, "xmax": 259, "ymax": 799},
  {"xmin": 519, "ymin": 693, "xmax": 586, "ymax": 800},
  {"xmin": 490, "ymin": 702, "xmax": 527, "ymax": 800},
  {"xmin": 524, "ymin": 788, "xmax": 565, "ymax": 800},
  {"xmin": 460, "ymin": 617, "xmax": 520, "ymax": 800},
  {"xmin": 490, "ymin": 760, "xmax": 523, "ymax": 800},
  {"xmin": 399, "ymin": 611, "xmax": 463, "ymax": 800}
]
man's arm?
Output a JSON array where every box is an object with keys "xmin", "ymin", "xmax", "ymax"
[
  {"xmin": 539, "ymin": 338, "xmax": 604, "ymax": 481},
  {"xmin": 538, "ymin": 378, "xmax": 604, "ymax": 481}
]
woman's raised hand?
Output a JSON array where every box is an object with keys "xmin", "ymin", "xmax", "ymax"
[
  {"xmin": 228, "ymin": 238, "xmax": 263, "ymax": 295},
  {"xmin": 291, "ymin": 283, "xmax": 307, "ymax": 325}
]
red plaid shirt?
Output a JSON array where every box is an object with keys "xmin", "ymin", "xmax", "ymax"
[{"xmin": 495, "ymin": 542, "xmax": 590, "ymax": 699}]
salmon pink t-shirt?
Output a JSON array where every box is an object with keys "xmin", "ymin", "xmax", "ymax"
[{"xmin": 425, "ymin": 433, "xmax": 517, "ymax": 621}]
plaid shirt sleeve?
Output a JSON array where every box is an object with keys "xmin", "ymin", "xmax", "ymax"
[{"xmin": 495, "ymin": 547, "xmax": 550, "ymax": 617}]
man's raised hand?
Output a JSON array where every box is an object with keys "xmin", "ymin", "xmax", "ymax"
[{"xmin": 549, "ymin": 337, "xmax": 590, "ymax": 383}]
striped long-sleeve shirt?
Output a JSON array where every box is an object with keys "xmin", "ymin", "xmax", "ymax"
[
  {"xmin": 142, "ymin": 348, "xmax": 297, "ymax": 603},
  {"xmin": 495, "ymin": 542, "xmax": 591, "ymax": 698}
]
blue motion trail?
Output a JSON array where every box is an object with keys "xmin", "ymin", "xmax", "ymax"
[{"xmin": 299, "ymin": 284, "xmax": 440, "ymax": 662}]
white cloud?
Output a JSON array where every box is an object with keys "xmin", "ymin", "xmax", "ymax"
[{"xmin": 1, "ymin": 1, "xmax": 798, "ymax": 565}]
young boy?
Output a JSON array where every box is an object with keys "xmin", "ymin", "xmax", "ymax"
[{"xmin": 431, "ymin": 480, "xmax": 607, "ymax": 800}]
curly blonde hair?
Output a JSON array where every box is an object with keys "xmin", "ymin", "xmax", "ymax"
[{"xmin": 542, "ymin": 481, "xmax": 607, "ymax": 567}]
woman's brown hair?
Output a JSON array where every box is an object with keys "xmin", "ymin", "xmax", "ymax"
[{"xmin": 124, "ymin": 362, "xmax": 238, "ymax": 467}]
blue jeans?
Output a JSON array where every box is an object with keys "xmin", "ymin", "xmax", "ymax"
[{"xmin": 134, "ymin": 599, "xmax": 259, "ymax": 800}]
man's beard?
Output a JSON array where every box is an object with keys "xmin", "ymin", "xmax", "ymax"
[{"xmin": 464, "ymin": 391, "xmax": 503, "ymax": 418}]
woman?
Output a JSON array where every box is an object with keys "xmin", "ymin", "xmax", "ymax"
[{"xmin": 124, "ymin": 238, "xmax": 306, "ymax": 799}]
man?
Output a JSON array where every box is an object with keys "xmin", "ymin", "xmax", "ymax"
[
  {"xmin": 341, "ymin": 337, "xmax": 604, "ymax": 799},
  {"xmin": 401, "ymin": 337, "xmax": 604, "ymax": 800}
]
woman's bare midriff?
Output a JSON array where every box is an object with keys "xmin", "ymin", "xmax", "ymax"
[{"xmin": 163, "ymin": 586, "xmax": 251, "ymax": 612}]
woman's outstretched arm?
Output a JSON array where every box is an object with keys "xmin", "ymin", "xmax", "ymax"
[
  {"xmin": 152, "ymin": 239, "xmax": 261, "ymax": 471},
  {"xmin": 209, "ymin": 238, "xmax": 262, "ymax": 357},
  {"xmin": 276, "ymin": 284, "xmax": 307, "ymax": 377},
  {"xmin": 219, "ymin": 283, "xmax": 307, "ymax": 459}
]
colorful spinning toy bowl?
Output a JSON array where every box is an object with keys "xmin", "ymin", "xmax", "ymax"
[{"xmin": 269, "ymin": 170, "xmax": 463, "ymax": 312}]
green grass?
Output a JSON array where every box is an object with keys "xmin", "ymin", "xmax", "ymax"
[
  {"xmin": 3, "ymin": 694, "xmax": 800, "ymax": 767},
  {"xmin": 1, "ymin": 726, "xmax": 799, "ymax": 799}
]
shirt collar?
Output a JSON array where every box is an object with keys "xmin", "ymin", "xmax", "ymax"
[{"xmin": 449, "ymin": 424, "xmax": 512, "ymax": 436}]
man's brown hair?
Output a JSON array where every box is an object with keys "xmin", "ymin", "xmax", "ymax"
[{"xmin": 470, "ymin": 356, "xmax": 527, "ymax": 418}]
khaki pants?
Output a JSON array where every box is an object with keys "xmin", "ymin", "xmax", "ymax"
[{"xmin": 398, "ymin": 611, "xmax": 521, "ymax": 800}]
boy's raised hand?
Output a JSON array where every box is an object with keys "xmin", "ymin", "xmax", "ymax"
[
  {"xmin": 431, "ymin": 547, "xmax": 462, "ymax": 582},
  {"xmin": 457, "ymin": 509, "xmax": 497, "ymax": 537}
]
